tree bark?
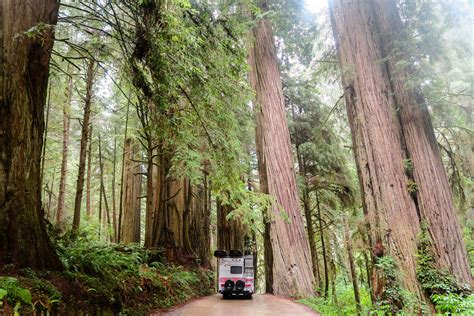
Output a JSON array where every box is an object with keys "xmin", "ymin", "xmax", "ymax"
[
  {"xmin": 121, "ymin": 138, "xmax": 134, "ymax": 243},
  {"xmin": 303, "ymin": 190, "xmax": 321, "ymax": 290},
  {"xmin": 343, "ymin": 216, "xmax": 361, "ymax": 315},
  {"xmin": 373, "ymin": 0, "xmax": 471, "ymax": 285},
  {"xmin": 98, "ymin": 168, "xmax": 103, "ymax": 237},
  {"xmin": 316, "ymin": 191, "xmax": 329, "ymax": 299},
  {"xmin": 329, "ymin": 0, "xmax": 471, "ymax": 303},
  {"xmin": 296, "ymin": 143, "xmax": 321, "ymax": 289},
  {"xmin": 118, "ymin": 102, "xmax": 130, "ymax": 242},
  {"xmin": 133, "ymin": 156, "xmax": 142, "ymax": 243},
  {"xmin": 0, "ymin": 0, "xmax": 62, "ymax": 269},
  {"xmin": 197, "ymin": 171, "xmax": 211, "ymax": 267},
  {"xmin": 111, "ymin": 133, "xmax": 118, "ymax": 242},
  {"xmin": 121, "ymin": 139, "xmax": 141, "ymax": 243},
  {"xmin": 248, "ymin": 10, "xmax": 315, "ymax": 296},
  {"xmin": 72, "ymin": 58, "xmax": 96, "ymax": 235},
  {"xmin": 217, "ymin": 199, "xmax": 247, "ymax": 252},
  {"xmin": 41, "ymin": 82, "xmax": 52, "ymax": 185},
  {"xmin": 144, "ymin": 139, "xmax": 155, "ymax": 247},
  {"xmin": 86, "ymin": 125, "xmax": 93, "ymax": 218},
  {"xmin": 56, "ymin": 72, "xmax": 73, "ymax": 229},
  {"xmin": 98, "ymin": 133, "xmax": 112, "ymax": 242},
  {"xmin": 46, "ymin": 165, "xmax": 57, "ymax": 221}
]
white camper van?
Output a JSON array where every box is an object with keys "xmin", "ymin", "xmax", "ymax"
[{"xmin": 214, "ymin": 250, "xmax": 254, "ymax": 299}]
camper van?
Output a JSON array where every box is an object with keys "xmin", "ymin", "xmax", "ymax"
[{"xmin": 214, "ymin": 250, "xmax": 254, "ymax": 299}]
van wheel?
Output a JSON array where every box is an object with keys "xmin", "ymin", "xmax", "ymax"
[
  {"xmin": 223, "ymin": 293, "xmax": 231, "ymax": 299},
  {"xmin": 246, "ymin": 294, "xmax": 253, "ymax": 299}
]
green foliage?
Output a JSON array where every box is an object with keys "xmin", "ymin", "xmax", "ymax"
[
  {"xmin": 55, "ymin": 236, "xmax": 212, "ymax": 313},
  {"xmin": 373, "ymin": 256, "xmax": 404, "ymax": 314},
  {"xmin": 0, "ymin": 277, "xmax": 32, "ymax": 314},
  {"xmin": 57, "ymin": 238, "xmax": 146, "ymax": 280},
  {"xmin": 299, "ymin": 285, "xmax": 372, "ymax": 315},
  {"xmin": 224, "ymin": 191, "xmax": 273, "ymax": 233},
  {"xmin": 431, "ymin": 293, "xmax": 474, "ymax": 314},
  {"xmin": 406, "ymin": 179, "xmax": 418, "ymax": 194},
  {"xmin": 416, "ymin": 223, "xmax": 462, "ymax": 295},
  {"xmin": 19, "ymin": 268, "xmax": 62, "ymax": 312},
  {"xmin": 416, "ymin": 222, "xmax": 472, "ymax": 313},
  {"xmin": 464, "ymin": 222, "xmax": 474, "ymax": 277},
  {"xmin": 1, "ymin": 234, "xmax": 213, "ymax": 314},
  {"xmin": 402, "ymin": 159, "xmax": 413, "ymax": 173}
]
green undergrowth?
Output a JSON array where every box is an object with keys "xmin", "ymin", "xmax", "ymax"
[
  {"xmin": 0, "ymin": 233, "xmax": 213, "ymax": 315},
  {"xmin": 298, "ymin": 284, "xmax": 372, "ymax": 315},
  {"xmin": 416, "ymin": 223, "xmax": 473, "ymax": 314}
]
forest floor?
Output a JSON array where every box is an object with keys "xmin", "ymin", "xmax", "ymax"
[
  {"xmin": 156, "ymin": 294, "xmax": 319, "ymax": 315},
  {"xmin": 0, "ymin": 239, "xmax": 214, "ymax": 315}
]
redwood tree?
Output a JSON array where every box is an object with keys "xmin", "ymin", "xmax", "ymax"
[
  {"xmin": 0, "ymin": 0, "xmax": 62, "ymax": 269},
  {"xmin": 56, "ymin": 68, "xmax": 73, "ymax": 229},
  {"xmin": 72, "ymin": 57, "xmax": 96, "ymax": 234},
  {"xmin": 121, "ymin": 139, "xmax": 141, "ymax": 244},
  {"xmin": 373, "ymin": 0, "xmax": 471, "ymax": 285},
  {"xmin": 329, "ymin": 0, "xmax": 471, "ymax": 303},
  {"xmin": 217, "ymin": 200, "xmax": 248, "ymax": 252},
  {"xmin": 248, "ymin": 5, "xmax": 315, "ymax": 296}
]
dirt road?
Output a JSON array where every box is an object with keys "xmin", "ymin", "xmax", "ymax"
[{"xmin": 158, "ymin": 294, "xmax": 318, "ymax": 316}]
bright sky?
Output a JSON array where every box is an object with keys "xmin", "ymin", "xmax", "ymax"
[{"xmin": 305, "ymin": 0, "xmax": 328, "ymax": 14}]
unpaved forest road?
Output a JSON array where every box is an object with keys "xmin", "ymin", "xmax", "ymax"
[{"xmin": 157, "ymin": 294, "xmax": 319, "ymax": 316}]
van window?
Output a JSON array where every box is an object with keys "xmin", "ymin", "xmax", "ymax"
[{"xmin": 230, "ymin": 266, "xmax": 242, "ymax": 274}]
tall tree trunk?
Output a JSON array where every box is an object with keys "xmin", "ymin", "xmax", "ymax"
[
  {"xmin": 72, "ymin": 58, "xmax": 96, "ymax": 234},
  {"xmin": 98, "ymin": 133, "xmax": 112, "ymax": 242},
  {"xmin": 316, "ymin": 190, "xmax": 329, "ymax": 299},
  {"xmin": 296, "ymin": 144, "xmax": 321, "ymax": 289},
  {"xmin": 46, "ymin": 165, "xmax": 57, "ymax": 220},
  {"xmin": 133, "ymin": 158, "xmax": 142, "ymax": 243},
  {"xmin": 41, "ymin": 82, "xmax": 52, "ymax": 185},
  {"xmin": 195, "ymin": 180, "xmax": 211, "ymax": 266},
  {"xmin": 111, "ymin": 133, "xmax": 118, "ymax": 242},
  {"xmin": 343, "ymin": 216, "xmax": 361, "ymax": 315},
  {"xmin": 303, "ymin": 189, "xmax": 321, "ymax": 289},
  {"xmin": 118, "ymin": 101, "xmax": 130, "ymax": 242},
  {"xmin": 373, "ymin": 0, "xmax": 471, "ymax": 285},
  {"xmin": 151, "ymin": 151, "xmax": 168, "ymax": 248},
  {"xmin": 122, "ymin": 139, "xmax": 141, "ymax": 243},
  {"xmin": 56, "ymin": 72, "xmax": 73, "ymax": 229},
  {"xmin": 86, "ymin": 125, "xmax": 93, "ymax": 218},
  {"xmin": 121, "ymin": 138, "xmax": 133, "ymax": 243},
  {"xmin": 183, "ymin": 179, "xmax": 194, "ymax": 255},
  {"xmin": 185, "ymin": 175, "xmax": 211, "ymax": 266},
  {"xmin": 217, "ymin": 199, "xmax": 247, "ymax": 252},
  {"xmin": 0, "ymin": 0, "xmax": 62, "ymax": 269},
  {"xmin": 248, "ymin": 7, "xmax": 315, "ymax": 296},
  {"xmin": 360, "ymin": 230, "xmax": 374, "ymax": 302},
  {"xmin": 200, "ymin": 171, "xmax": 211, "ymax": 267},
  {"xmin": 329, "ymin": 0, "xmax": 471, "ymax": 304},
  {"xmin": 98, "ymin": 169, "xmax": 103, "ymax": 238},
  {"xmin": 144, "ymin": 139, "xmax": 155, "ymax": 247}
]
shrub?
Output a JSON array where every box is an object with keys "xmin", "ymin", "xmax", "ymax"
[
  {"xmin": 299, "ymin": 284, "xmax": 372, "ymax": 315},
  {"xmin": 0, "ymin": 277, "xmax": 32, "ymax": 314}
]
